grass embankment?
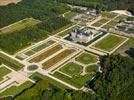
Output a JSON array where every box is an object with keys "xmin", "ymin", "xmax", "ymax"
[{"xmin": 0, "ymin": 52, "xmax": 24, "ymax": 70}]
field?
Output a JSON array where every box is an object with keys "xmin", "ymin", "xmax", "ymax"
[
  {"xmin": 114, "ymin": 15, "xmax": 128, "ymax": 22},
  {"xmin": 64, "ymin": 11, "xmax": 77, "ymax": 19},
  {"xmin": 81, "ymin": 15, "xmax": 93, "ymax": 21},
  {"xmin": 52, "ymin": 71, "xmax": 95, "ymax": 88},
  {"xmin": 0, "ymin": 81, "xmax": 33, "ymax": 97},
  {"xmin": 102, "ymin": 12, "xmax": 117, "ymax": 19},
  {"xmin": 75, "ymin": 52, "xmax": 98, "ymax": 65},
  {"xmin": 0, "ymin": 18, "xmax": 41, "ymax": 34},
  {"xmin": 92, "ymin": 18, "xmax": 109, "ymax": 27},
  {"xmin": 114, "ymin": 37, "xmax": 134, "ymax": 56},
  {"xmin": 0, "ymin": 0, "xmax": 21, "ymax": 6},
  {"xmin": 25, "ymin": 40, "xmax": 55, "ymax": 56},
  {"xmin": 29, "ymin": 44, "xmax": 63, "ymax": 63},
  {"xmin": 57, "ymin": 25, "xmax": 80, "ymax": 37},
  {"xmin": 93, "ymin": 34, "xmax": 127, "ymax": 52},
  {"xmin": 85, "ymin": 64, "xmax": 99, "ymax": 73},
  {"xmin": 59, "ymin": 62, "xmax": 83, "ymax": 76},
  {"xmin": 0, "ymin": 52, "xmax": 24, "ymax": 70},
  {"xmin": 102, "ymin": 20, "xmax": 119, "ymax": 29},
  {"xmin": 0, "ymin": 66, "xmax": 11, "ymax": 81},
  {"xmin": 42, "ymin": 49, "xmax": 76, "ymax": 69},
  {"xmin": 30, "ymin": 72, "xmax": 70, "ymax": 89}
]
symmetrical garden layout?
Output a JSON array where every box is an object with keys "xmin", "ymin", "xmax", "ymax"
[{"xmin": 0, "ymin": 11, "xmax": 131, "ymax": 97}]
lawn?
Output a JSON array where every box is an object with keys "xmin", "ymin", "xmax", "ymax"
[
  {"xmin": 85, "ymin": 64, "xmax": 99, "ymax": 73},
  {"xmin": 59, "ymin": 62, "xmax": 83, "ymax": 76},
  {"xmin": 52, "ymin": 71, "xmax": 95, "ymax": 88},
  {"xmin": 0, "ymin": 18, "xmax": 41, "ymax": 34},
  {"xmin": 93, "ymin": 34, "xmax": 127, "ymax": 52},
  {"xmin": 97, "ymin": 18, "xmax": 109, "ymax": 24},
  {"xmin": 30, "ymin": 72, "xmax": 70, "ymax": 89},
  {"xmin": 32, "ymin": 40, "xmax": 55, "ymax": 52},
  {"xmin": 0, "ymin": 81, "xmax": 33, "ymax": 97},
  {"xmin": 102, "ymin": 24, "xmax": 113, "ymax": 29},
  {"xmin": 92, "ymin": 18, "xmax": 109, "ymax": 27},
  {"xmin": 81, "ymin": 15, "xmax": 93, "ymax": 21},
  {"xmin": 25, "ymin": 50, "xmax": 35, "ymax": 56},
  {"xmin": 102, "ymin": 20, "xmax": 119, "ymax": 29},
  {"xmin": 0, "ymin": 66, "xmax": 11, "ymax": 81},
  {"xmin": 92, "ymin": 22, "xmax": 103, "ymax": 27},
  {"xmin": 57, "ymin": 25, "xmax": 80, "ymax": 37},
  {"xmin": 0, "ymin": 52, "xmax": 24, "ymax": 70},
  {"xmin": 29, "ymin": 44, "xmax": 63, "ymax": 63},
  {"xmin": 42, "ymin": 49, "xmax": 76, "ymax": 69},
  {"xmin": 29, "ymin": 72, "xmax": 47, "ymax": 81},
  {"xmin": 114, "ymin": 15, "xmax": 128, "ymax": 22},
  {"xmin": 64, "ymin": 11, "xmax": 77, "ymax": 19},
  {"xmin": 102, "ymin": 12, "xmax": 117, "ymax": 19},
  {"xmin": 75, "ymin": 52, "xmax": 98, "ymax": 65},
  {"xmin": 114, "ymin": 37, "xmax": 134, "ymax": 56},
  {"xmin": 25, "ymin": 40, "xmax": 55, "ymax": 56}
]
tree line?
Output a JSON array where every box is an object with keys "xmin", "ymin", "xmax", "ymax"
[{"xmin": 56, "ymin": 0, "xmax": 134, "ymax": 15}]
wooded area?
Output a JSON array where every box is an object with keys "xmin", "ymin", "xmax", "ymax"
[{"xmin": 57, "ymin": 0, "xmax": 134, "ymax": 14}]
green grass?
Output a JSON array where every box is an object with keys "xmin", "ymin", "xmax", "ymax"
[
  {"xmin": 92, "ymin": 18, "xmax": 109, "ymax": 27},
  {"xmin": 114, "ymin": 37, "xmax": 133, "ymax": 56},
  {"xmin": 86, "ymin": 64, "xmax": 99, "ymax": 73},
  {"xmin": 64, "ymin": 11, "xmax": 77, "ymax": 19},
  {"xmin": 102, "ymin": 24, "xmax": 113, "ymax": 29},
  {"xmin": 42, "ymin": 49, "xmax": 76, "ymax": 69},
  {"xmin": 30, "ymin": 72, "xmax": 70, "ymax": 89},
  {"xmin": 97, "ymin": 18, "xmax": 109, "ymax": 24},
  {"xmin": 52, "ymin": 72, "xmax": 95, "ymax": 88},
  {"xmin": 0, "ymin": 66, "xmax": 11, "ymax": 81},
  {"xmin": 59, "ymin": 62, "xmax": 83, "ymax": 76},
  {"xmin": 52, "ymin": 23, "xmax": 73, "ymax": 35},
  {"xmin": 29, "ymin": 44, "xmax": 63, "ymax": 63},
  {"xmin": 92, "ymin": 22, "xmax": 103, "ymax": 27},
  {"xmin": 102, "ymin": 12, "xmax": 117, "ymax": 19},
  {"xmin": 32, "ymin": 40, "xmax": 55, "ymax": 52},
  {"xmin": 0, "ymin": 18, "xmax": 41, "ymax": 34},
  {"xmin": 0, "ymin": 81, "xmax": 33, "ymax": 97},
  {"xmin": 102, "ymin": 20, "xmax": 118, "ymax": 29},
  {"xmin": 0, "ymin": 52, "xmax": 24, "ymax": 70},
  {"xmin": 81, "ymin": 15, "xmax": 93, "ymax": 21},
  {"xmin": 25, "ymin": 40, "xmax": 55, "ymax": 56},
  {"xmin": 94, "ymin": 34, "xmax": 126, "ymax": 52},
  {"xmin": 29, "ymin": 72, "xmax": 46, "ymax": 81},
  {"xmin": 25, "ymin": 50, "xmax": 35, "ymax": 56},
  {"xmin": 57, "ymin": 25, "xmax": 79, "ymax": 37},
  {"xmin": 114, "ymin": 15, "xmax": 128, "ymax": 22},
  {"xmin": 75, "ymin": 52, "xmax": 98, "ymax": 64}
]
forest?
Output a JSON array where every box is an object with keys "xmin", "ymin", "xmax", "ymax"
[
  {"xmin": 0, "ymin": 0, "xmax": 69, "ymax": 28},
  {"xmin": 89, "ymin": 54, "xmax": 134, "ymax": 100},
  {"xmin": 0, "ymin": 0, "xmax": 70, "ymax": 54},
  {"xmin": 57, "ymin": 0, "xmax": 134, "ymax": 14}
]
